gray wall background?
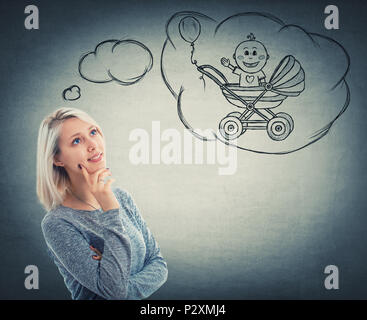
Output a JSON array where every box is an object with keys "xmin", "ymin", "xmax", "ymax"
[{"xmin": 0, "ymin": 0, "xmax": 366, "ymax": 299}]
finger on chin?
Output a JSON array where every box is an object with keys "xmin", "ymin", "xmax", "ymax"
[{"xmin": 79, "ymin": 163, "xmax": 90, "ymax": 175}]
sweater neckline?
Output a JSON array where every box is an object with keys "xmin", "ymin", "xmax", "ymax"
[{"xmin": 59, "ymin": 204, "xmax": 102, "ymax": 213}]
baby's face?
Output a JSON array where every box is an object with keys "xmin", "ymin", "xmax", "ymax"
[{"xmin": 235, "ymin": 41, "xmax": 268, "ymax": 73}]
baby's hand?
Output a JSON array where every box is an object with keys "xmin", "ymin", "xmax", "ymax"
[{"xmin": 221, "ymin": 57, "xmax": 230, "ymax": 67}]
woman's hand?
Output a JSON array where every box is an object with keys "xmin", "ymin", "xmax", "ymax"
[
  {"xmin": 90, "ymin": 245, "xmax": 102, "ymax": 261},
  {"xmin": 79, "ymin": 164, "xmax": 120, "ymax": 212}
]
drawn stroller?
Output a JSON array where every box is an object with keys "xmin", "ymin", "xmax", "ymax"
[{"xmin": 196, "ymin": 55, "xmax": 305, "ymax": 141}]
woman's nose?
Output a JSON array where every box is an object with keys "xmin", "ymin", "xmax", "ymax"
[
  {"xmin": 87, "ymin": 146, "xmax": 95, "ymax": 152},
  {"xmin": 87, "ymin": 139, "xmax": 97, "ymax": 151}
]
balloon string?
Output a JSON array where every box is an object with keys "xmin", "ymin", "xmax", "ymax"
[
  {"xmin": 190, "ymin": 43, "xmax": 197, "ymax": 66},
  {"xmin": 190, "ymin": 42, "xmax": 206, "ymax": 89},
  {"xmin": 190, "ymin": 43, "xmax": 206, "ymax": 89},
  {"xmin": 201, "ymin": 75, "xmax": 206, "ymax": 90}
]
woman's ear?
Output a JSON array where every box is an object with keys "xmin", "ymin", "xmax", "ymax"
[{"xmin": 53, "ymin": 155, "xmax": 64, "ymax": 167}]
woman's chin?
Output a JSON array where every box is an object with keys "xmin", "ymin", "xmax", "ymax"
[{"xmin": 86, "ymin": 161, "xmax": 106, "ymax": 173}]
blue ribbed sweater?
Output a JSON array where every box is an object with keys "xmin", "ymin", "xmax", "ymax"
[{"xmin": 41, "ymin": 187, "xmax": 168, "ymax": 300}]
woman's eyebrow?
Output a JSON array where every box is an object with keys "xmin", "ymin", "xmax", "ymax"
[{"xmin": 69, "ymin": 125, "xmax": 95, "ymax": 139}]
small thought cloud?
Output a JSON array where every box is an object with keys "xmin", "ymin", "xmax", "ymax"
[
  {"xmin": 62, "ymin": 85, "xmax": 81, "ymax": 101},
  {"xmin": 78, "ymin": 39, "xmax": 153, "ymax": 86}
]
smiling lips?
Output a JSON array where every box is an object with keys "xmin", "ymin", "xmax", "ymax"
[
  {"xmin": 88, "ymin": 152, "xmax": 103, "ymax": 163},
  {"xmin": 243, "ymin": 61, "xmax": 259, "ymax": 68}
]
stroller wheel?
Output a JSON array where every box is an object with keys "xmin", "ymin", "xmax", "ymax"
[
  {"xmin": 219, "ymin": 116, "xmax": 243, "ymax": 140},
  {"xmin": 228, "ymin": 112, "xmax": 247, "ymax": 133},
  {"xmin": 275, "ymin": 112, "xmax": 294, "ymax": 132},
  {"xmin": 228, "ymin": 112, "xmax": 242, "ymax": 118},
  {"xmin": 267, "ymin": 117, "xmax": 292, "ymax": 141}
]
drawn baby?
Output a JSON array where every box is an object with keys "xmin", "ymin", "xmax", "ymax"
[{"xmin": 221, "ymin": 33, "xmax": 269, "ymax": 87}]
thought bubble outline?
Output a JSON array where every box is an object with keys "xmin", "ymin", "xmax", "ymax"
[
  {"xmin": 161, "ymin": 11, "xmax": 351, "ymax": 154},
  {"xmin": 79, "ymin": 38, "xmax": 153, "ymax": 86},
  {"xmin": 62, "ymin": 85, "xmax": 81, "ymax": 101}
]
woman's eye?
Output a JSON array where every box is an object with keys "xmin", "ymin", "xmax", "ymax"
[
  {"xmin": 73, "ymin": 129, "xmax": 98, "ymax": 144},
  {"xmin": 244, "ymin": 50, "xmax": 249, "ymax": 55},
  {"xmin": 253, "ymin": 50, "xmax": 257, "ymax": 55},
  {"xmin": 90, "ymin": 129, "xmax": 97, "ymax": 136}
]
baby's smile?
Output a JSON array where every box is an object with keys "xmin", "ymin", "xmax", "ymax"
[{"xmin": 243, "ymin": 61, "xmax": 259, "ymax": 68}]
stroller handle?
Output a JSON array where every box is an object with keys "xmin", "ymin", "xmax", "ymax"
[{"xmin": 197, "ymin": 65, "xmax": 229, "ymax": 87}]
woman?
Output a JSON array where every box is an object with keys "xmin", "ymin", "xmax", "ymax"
[{"xmin": 37, "ymin": 107, "xmax": 168, "ymax": 300}]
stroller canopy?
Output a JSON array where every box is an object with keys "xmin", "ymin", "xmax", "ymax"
[{"xmin": 269, "ymin": 55, "xmax": 305, "ymax": 97}]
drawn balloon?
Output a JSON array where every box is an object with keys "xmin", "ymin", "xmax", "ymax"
[{"xmin": 179, "ymin": 16, "xmax": 201, "ymax": 44}]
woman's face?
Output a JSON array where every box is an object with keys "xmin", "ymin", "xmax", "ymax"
[{"xmin": 54, "ymin": 117, "xmax": 106, "ymax": 175}]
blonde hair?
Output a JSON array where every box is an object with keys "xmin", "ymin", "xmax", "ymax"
[{"xmin": 36, "ymin": 107, "xmax": 101, "ymax": 211}]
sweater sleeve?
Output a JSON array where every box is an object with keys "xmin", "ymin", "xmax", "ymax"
[
  {"xmin": 41, "ymin": 209, "xmax": 132, "ymax": 300},
  {"xmin": 122, "ymin": 191, "xmax": 168, "ymax": 300}
]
